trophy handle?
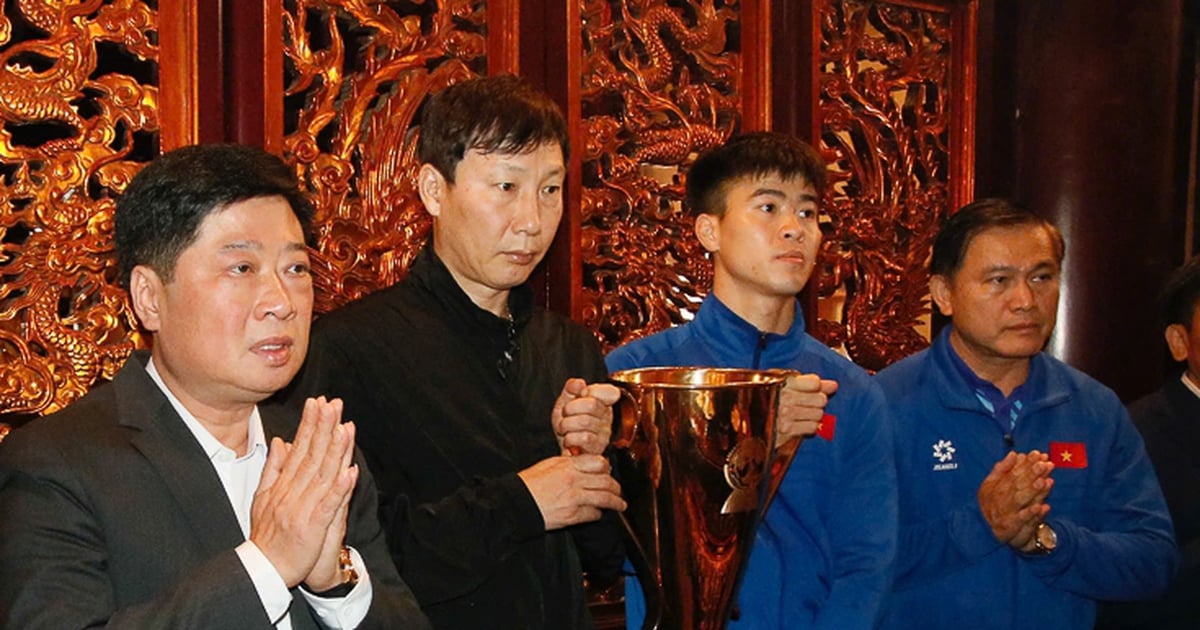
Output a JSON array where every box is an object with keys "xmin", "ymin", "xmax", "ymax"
[
  {"xmin": 619, "ymin": 512, "xmax": 664, "ymax": 630},
  {"xmin": 611, "ymin": 386, "xmax": 639, "ymax": 449}
]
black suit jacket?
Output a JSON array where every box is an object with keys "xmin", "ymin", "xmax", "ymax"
[
  {"xmin": 1099, "ymin": 374, "xmax": 1200, "ymax": 628},
  {"xmin": 0, "ymin": 351, "xmax": 429, "ymax": 629}
]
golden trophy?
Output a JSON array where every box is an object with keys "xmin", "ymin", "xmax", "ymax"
[{"xmin": 610, "ymin": 367, "xmax": 792, "ymax": 630}]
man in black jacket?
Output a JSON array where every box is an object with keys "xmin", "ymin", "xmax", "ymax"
[
  {"xmin": 286, "ymin": 74, "xmax": 626, "ymax": 629},
  {"xmin": 1099, "ymin": 256, "xmax": 1200, "ymax": 629}
]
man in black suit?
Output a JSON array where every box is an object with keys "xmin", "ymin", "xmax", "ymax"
[
  {"xmin": 0, "ymin": 145, "xmax": 428, "ymax": 629},
  {"xmin": 1100, "ymin": 256, "xmax": 1200, "ymax": 629}
]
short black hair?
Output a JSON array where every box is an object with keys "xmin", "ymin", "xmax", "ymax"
[
  {"xmin": 930, "ymin": 198, "xmax": 1065, "ymax": 278},
  {"xmin": 416, "ymin": 74, "xmax": 568, "ymax": 183},
  {"xmin": 114, "ymin": 144, "xmax": 314, "ymax": 287},
  {"xmin": 685, "ymin": 132, "xmax": 826, "ymax": 217},
  {"xmin": 1161, "ymin": 255, "xmax": 1200, "ymax": 329}
]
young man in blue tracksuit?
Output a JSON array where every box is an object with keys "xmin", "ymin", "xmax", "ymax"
[
  {"xmin": 608, "ymin": 132, "xmax": 897, "ymax": 629},
  {"xmin": 876, "ymin": 199, "xmax": 1177, "ymax": 629}
]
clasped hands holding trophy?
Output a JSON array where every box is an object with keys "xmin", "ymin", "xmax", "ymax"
[
  {"xmin": 513, "ymin": 369, "xmax": 836, "ymax": 630},
  {"xmin": 517, "ymin": 372, "xmax": 838, "ymax": 532}
]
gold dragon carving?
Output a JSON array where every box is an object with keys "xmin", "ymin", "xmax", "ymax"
[
  {"xmin": 0, "ymin": 0, "xmax": 158, "ymax": 418},
  {"xmin": 578, "ymin": 0, "xmax": 740, "ymax": 350},
  {"xmin": 283, "ymin": 0, "xmax": 487, "ymax": 314},
  {"xmin": 814, "ymin": 0, "xmax": 958, "ymax": 371}
]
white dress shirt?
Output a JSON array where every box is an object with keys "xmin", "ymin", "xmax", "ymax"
[
  {"xmin": 146, "ymin": 359, "xmax": 372, "ymax": 628},
  {"xmin": 1181, "ymin": 371, "xmax": 1200, "ymax": 400}
]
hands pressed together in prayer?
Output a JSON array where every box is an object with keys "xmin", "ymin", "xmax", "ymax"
[
  {"xmin": 977, "ymin": 450, "xmax": 1055, "ymax": 552},
  {"xmin": 778, "ymin": 373, "xmax": 839, "ymax": 446},
  {"xmin": 519, "ymin": 378, "xmax": 627, "ymax": 531},
  {"xmin": 250, "ymin": 396, "xmax": 358, "ymax": 592}
]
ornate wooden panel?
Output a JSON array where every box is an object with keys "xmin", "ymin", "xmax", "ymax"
[
  {"xmin": 577, "ymin": 0, "xmax": 758, "ymax": 349},
  {"xmin": 813, "ymin": 0, "xmax": 975, "ymax": 371},
  {"xmin": 281, "ymin": 0, "xmax": 492, "ymax": 314},
  {"xmin": 0, "ymin": 0, "xmax": 162, "ymax": 418}
]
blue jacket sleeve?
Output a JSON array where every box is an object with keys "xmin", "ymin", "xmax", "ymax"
[
  {"xmin": 893, "ymin": 500, "xmax": 1007, "ymax": 587},
  {"xmin": 814, "ymin": 383, "xmax": 898, "ymax": 630},
  {"xmin": 1021, "ymin": 404, "xmax": 1178, "ymax": 600}
]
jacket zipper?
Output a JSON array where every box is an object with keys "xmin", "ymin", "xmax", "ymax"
[{"xmin": 752, "ymin": 331, "xmax": 768, "ymax": 369}]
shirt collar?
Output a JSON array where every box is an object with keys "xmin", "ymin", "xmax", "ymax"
[
  {"xmin": 1181, "ymin": 371, "xmax": 1200, "ymax": 400},
  {"xmin": 693, "ymin": 294, "xmax": 807, "ymax": 366},
  {"xmin": 940, "ymin": 326, "xmax": 1030, "ymax": 417},
  {"xmin": 144, "ymin": 358, "xmax": 267, "ymax": 461}
]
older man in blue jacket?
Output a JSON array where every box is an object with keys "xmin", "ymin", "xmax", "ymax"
[{"xmin": 876, "ymin": 199, "xmax": 1177, "ymax": 629}]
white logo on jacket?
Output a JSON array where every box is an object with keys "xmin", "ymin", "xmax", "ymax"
[{"xmin": 932, "ymin": 439, "xmax": 958, "ymax": 471}]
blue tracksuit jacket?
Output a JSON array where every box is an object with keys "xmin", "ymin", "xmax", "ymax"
[
  {"xmin": 875, "ymin": 327, "xmax": 1178, "ymax": 629},
  {"xmin": 607, "ymin": 295, "xmax": 897, "ymax": 629}
]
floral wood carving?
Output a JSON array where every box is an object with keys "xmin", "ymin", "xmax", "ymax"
[
  {"xmin": 0, "ymin": 0, "xmax": 158, "ymax": 416},
  {"xmin": 815, "ymin": 0, "xmax": 961, "ymax": 371},
  {"xmin": 578, "ymin": 0, "xmax": 741, "ymax": 350},
  {"xmin": 283, "ymin": 0, "xmax": 487, "ymax": 314}
]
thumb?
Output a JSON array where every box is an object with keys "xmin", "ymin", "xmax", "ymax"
[{"xmin": 820, "ymin": 379, "xmax": 839, "ymax": 396}]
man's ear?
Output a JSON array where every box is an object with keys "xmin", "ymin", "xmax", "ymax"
[
  {"xmin": 694, "ymin": 213, "xmax": 720, "ymax": 253},
  {"xmin": 1165, "ymin": 323, "xmax": 1190, "ymax": 362},
  {"xmin": 930, "ymin": 274, "xmax": 954, "ymax": 317},
  {"xmin": 417, "ymin": 163, "xmax": 446, "ymax": 217},
  {"xmin": 129, "ymin": 265, "xmax": 165, "ymax": 332}
]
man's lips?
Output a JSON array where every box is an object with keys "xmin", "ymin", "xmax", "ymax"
[
  {"xmin": 776, "ymin": 250, "xmax": 809, "ymax": 264},
  {"xmin": 251, "ymin": 337, "xmax": 295, "ymax": 365},
  {"xmin": 503, "ymin": 250, "xmax": 537, "ymax": 265}
]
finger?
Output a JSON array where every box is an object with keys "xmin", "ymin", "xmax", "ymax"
[
  {"xmin": 561, "ymin": 396, "xmax": 610, "ymax": 421},
  {"xmin": 557, "ymin": 412, "xmax": 609, "ymax": 435},
  {"xmin": 562, "ymin": 377, "xmax": 588, "ymax": 398},
  {"xmin": 561, "ymin": 429, "xmax": 612, "ymax": 455},
  {"xmin": 779, "ymin": 395, "xmax": 829, "ymax": 420},
  {"xmin": 551, "ymin": 379, "xmax": 588, "ymax": 433},
  {"xmin": 258, "ymin": 436, "xmax": 289, "ymax": 494},
  {"xmin": 785, "ymin": 373, "xmax": 823, "ymax": 393},
  {"xmin": 584, "ymin": 383, "xmax": 621, "ymax": 406},
  {"xmin": 569, "ymin": 454, "xmax": 612, "ymax": 474},
  {"xmin": 338, "ymin": 420, "xmax": 357, "ymax": 471},
  {"xmin": 310, "ymin": 407, "xmax": 351, "ymax": 489},
  {"xmin": 280, "ymin": 396, "xmax": 324, "ymax": 482},
  {"xmin": 777, "ymin": 418, "xmax": 819, "ymax": 440},
  {"xmin": 819, "ymin": 378, "xmax": 839, "ymax": 396},
  {"xmin": 582, "ymin": 487, "xmax": 628, "ymax": 512},
  {"xmin": 992, "ymin": 451, "xmax": 1018, "ymax": 474}
]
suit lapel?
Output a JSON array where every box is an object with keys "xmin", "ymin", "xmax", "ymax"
[
  {"xmin": 1164, "ymin": 377, "xmax": 1200, "ymax": 460},
  {"xmin": 115, "ymin": 354, "xmax": 247, "ymax": 555}
]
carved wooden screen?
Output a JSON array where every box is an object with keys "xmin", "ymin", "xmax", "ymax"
[
  {"xmin": 576, "ymin": 0, "xmax": 769, "ymax": 349},
  {"xmin": 813, "ymin": 0, "xmax": 975, "ymax": 370},
  {"xmin": 0, "ymin": 1, "xmax": 172, "ymax": 420},
  {"xmin": 573, "ymin": 0, "xmax": 974, "ymax": 364},
  {"xmin": 280, "ymin": 0, "xmax": 512, "ymax": 314}
]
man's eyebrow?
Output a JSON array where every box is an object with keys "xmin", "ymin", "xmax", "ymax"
[
  {"xmin": 980, "ymin": 260, "xmax": 1057, "ymax": 274},
  {"xmin": 218, "ymin": 240, "xmax": 308, "ymax": 253},
  {"xmin": 219, "ymin": 240, "xmax": 262, "ymax": 252},
  {"xmin": 750, "ymin": 188, "xmax": 818, "ymax": 204}
]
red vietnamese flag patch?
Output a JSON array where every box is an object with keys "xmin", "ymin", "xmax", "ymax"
[
  {"xmin": 816, "ymin": 413, "xmax": 837, "ymax": 441},
  {"xmin": 1050, "ymin": 441, "xmax": 1088, "ymax": 468}
]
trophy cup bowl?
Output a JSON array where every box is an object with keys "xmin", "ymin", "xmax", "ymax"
[{"xmin": 610, "ymin": 367, "xmax": 790, "ymax": 630}]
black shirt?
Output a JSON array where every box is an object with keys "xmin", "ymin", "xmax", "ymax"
[{"xmin": 285, "ymin": 247, "xmax": 622, "ymax": 629}]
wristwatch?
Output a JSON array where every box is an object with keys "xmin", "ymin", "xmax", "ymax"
[
  {"xmin": 304, "ymin": 546, "xmax": 360, "ymax": 598},
  {"xmin": 1032, "ymin": 522, "xmax": 1058, "ymax": 554}
]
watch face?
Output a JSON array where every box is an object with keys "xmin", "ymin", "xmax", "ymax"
[{"xmin": 1038, "ymin": 523, "xmax": 1058, "ymax": 551}]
